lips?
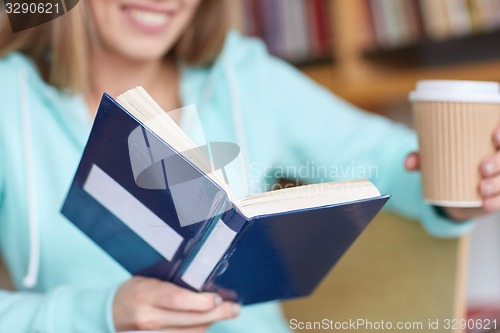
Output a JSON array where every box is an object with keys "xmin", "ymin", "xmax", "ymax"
[{"xmin": 123, "ymin": 4, "xmax": 173, "ymax": 33}]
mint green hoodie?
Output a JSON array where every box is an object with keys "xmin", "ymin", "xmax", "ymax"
[{"xmin": 0, "ymin": 31, "xmax": 473, "ymax": 332}]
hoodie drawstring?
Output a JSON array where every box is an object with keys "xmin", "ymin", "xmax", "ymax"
[{"xmin": 20, "ymin": 70, "xmax": 40, "ymax": 289}]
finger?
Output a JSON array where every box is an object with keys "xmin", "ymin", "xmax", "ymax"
[
  {"xmin": 137, "ymin": 302, "xmax": 238, "ymax": 330},
  {"xmin": 131, "ymin": 305, "xmax": 215, "ymax": 331},
  {"xmin": 480, "ymin": 175, "xmax": 500, "ymax": 198},
  {"xmin": 441, "ymin": 206, "xmax": 487, "ymax": 221},
  {"xmin": 153, "ymin": 283, "xmax": 222, "ymax": 312},
  {"xmin": 163, "ymin": 324, "xmax": 210, "ymax": 333},
  {"xmin": 480, "ymin": 152, "xmax": 500, "ymax": 178},
  {"xmin": 484, "ymin": 195, "xmax": 500, "ymax": 212},
  {"xmin": 404, "ymin": 152, "xmax": 419, "ymax": 171},
  {"xmin": 159, "ymin": 301, "xmax": 240, "ymax": 327},
  {"xmin": 493, "ymin": 125, "xmax": 500, "ymax": 149}
]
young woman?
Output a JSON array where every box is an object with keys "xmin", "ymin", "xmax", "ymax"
[{"xmin": 0, "ymin": 0, "xmax": 499, "ymax": 332}]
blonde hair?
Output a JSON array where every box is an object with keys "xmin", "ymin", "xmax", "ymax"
[{"xmin": 0, "ymin": 0, "xmax": 228, "ymax": 93}]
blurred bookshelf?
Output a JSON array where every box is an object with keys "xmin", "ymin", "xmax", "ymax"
[
  {"xmin": 227, "ymin": 0, "xmax": 334, "ymax": 65},
  {"xmin": 228, "ymin": 0, "xmax": 500, "ymax": 110}
]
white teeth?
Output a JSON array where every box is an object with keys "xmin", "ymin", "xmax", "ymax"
[{"xmin": 129, "ymin": 9, "xmax": 169, "ymax": 26}]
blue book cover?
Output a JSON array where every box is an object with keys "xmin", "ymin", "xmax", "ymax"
[{"xmin": 62, "ymin": 89, "xmax": 389, "ymax": 305}]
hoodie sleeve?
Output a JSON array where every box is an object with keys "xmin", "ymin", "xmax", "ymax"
[
  {"xmin": 0, "ymin": 286, "xmax": 118, "ymax": 333},
  {"xmin": 225, "ymin": 32, "xmax": 475, "ymax": 237}
]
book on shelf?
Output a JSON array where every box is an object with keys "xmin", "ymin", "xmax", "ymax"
[
  {"xmin": 229, "ymin": 0, "xmax": 333, "ymax": 64},
  {"xmin": 306, "ymin": 0, "xmax": 331, "ymax": 57},
  {"xmin": 362, "ymin": 0, "xmax": 500, "ymax": 51},
  {"xmin": 61, "ymin": 87, "xmax": 390, "ymax": 305}
]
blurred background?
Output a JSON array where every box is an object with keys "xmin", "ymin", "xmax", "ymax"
[
  {"xmin": 226, "ymin": 0, "xmax": 500, "ymax": 332},
  {"xmin": 1, "ymin": 1, "xmax": 499, "ymax": 332}
]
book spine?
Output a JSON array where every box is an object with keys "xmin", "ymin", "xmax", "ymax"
[
  {"xmin": 488, "ymin": 0, "xmax": 500, "ymax": 29},
  {"xmin": 242, "ymin": 0, "xmax": 261, "ymax": 37},
  {"xmin": 401, "ymin": 0, "xmax": 419, "ymax": 43},
  {"xmin": 239, "ymin": 0, "xmax": 331, "ymax": 63},
  {"xmin": 174, "ymin": 206, "xmax": 248, "ymax": 291},
  {"xmin": 477, "ymin": 0, "xmax": 496, "ymax": 30},
  {"xmin": 306, "ymin": 0, "xmax": 320, "ymax": 57},
  {"xmin": 410, "ymin": 0, "xmax": 426, "ymax": 41},
  {"xmin": 261, "ymin": 0, "xmax": 282, "ymax": 56},
  {"xmin": 420, "ymin": 0, "xmax": 441, "ymax": 39},
  {"xmin": 280, "ymin": 0, "xmax": 310, "ymax": 62},
  {"xmin": 356, "ymin": 0, "xmax": 374, "ymax": 51},
  {"xmin": 316, "ymin": 0, "xmax": 332, "ymax": 57},
  {"xmin": 445, "ymin": 0, "xmax": 472, "ymax": 36},
  {"xmin": 369, "ymin": 0, "xmax": 389, "ymax": 47},
  {"xmin": 390, "ymin": 0, "xmax": 411, "ymax": 46},
  {"xmin": 468, "ymin": 0, "xmax": 487, "ymax": 32}
]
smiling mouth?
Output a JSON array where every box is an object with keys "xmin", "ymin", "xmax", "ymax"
[
  {"xmin": 129, "ymin": 8, "xmax": 170, "ymax": 26},
  {"xmin": 123, "ymin": 5, "xmax": 173, "ymax": 33}
]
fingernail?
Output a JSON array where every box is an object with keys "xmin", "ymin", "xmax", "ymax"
[
  {"xmin": 481, "ymin": 181, "xmax": 495, "ymax": 195},
  {"xmin": 483, "ymin": 161, "xmax": 496, "ymax": 176},
  {"xmin": 214, "ymin": 295, "xmax": 223, "ymax": 307},
  {"xmin": 232, "ymin": 304, "xmax": 241, "ymax": 316}
]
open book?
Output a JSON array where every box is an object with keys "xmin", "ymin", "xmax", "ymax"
[{"xmin": 62, "ymin": 87, "xmax": 389, "ymax": 305}]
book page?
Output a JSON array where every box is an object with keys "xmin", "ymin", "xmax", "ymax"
[
  {"xmin": 235, "ymin": 179, "xmax": 381, "ymax": 218},
  {"xmin": 117, "ymin": 87, "xmax": 231, "ymax": 196}
]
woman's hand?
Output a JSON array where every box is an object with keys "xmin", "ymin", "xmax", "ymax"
[
  {"xmin": 113, "ymin": 276, "xmax": 240, "ymax": 332},
  {"xmin": 405, "ymin": 125, "xmax": 500, "ymax": 221}
]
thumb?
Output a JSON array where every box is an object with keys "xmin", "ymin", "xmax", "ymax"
[{"xmin": 405, "ymin": 152, "xmax": 420, "ymax": 171}]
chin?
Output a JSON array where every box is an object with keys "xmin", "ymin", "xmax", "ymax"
[{"xmin": 116, "ymin": 42, "xmax": 174, "ymax": 62}]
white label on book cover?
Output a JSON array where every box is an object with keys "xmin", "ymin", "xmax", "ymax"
[
  {"xmin": 83, "ymin": 164, "xmax": 183, "ymax": 261},
  {"xmin": 181, "ymin": 220, "xmax": 237, "ymax": 290}
]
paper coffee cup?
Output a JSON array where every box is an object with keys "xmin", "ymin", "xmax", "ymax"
[{"xmin": 409, "ymin": 80, "xmax": 500, "ymax": 207}]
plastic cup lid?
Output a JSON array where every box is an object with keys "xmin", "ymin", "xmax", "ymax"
[{"xmin": 409, "ymin": 80, "xmax": 500, "ymax": 104}]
